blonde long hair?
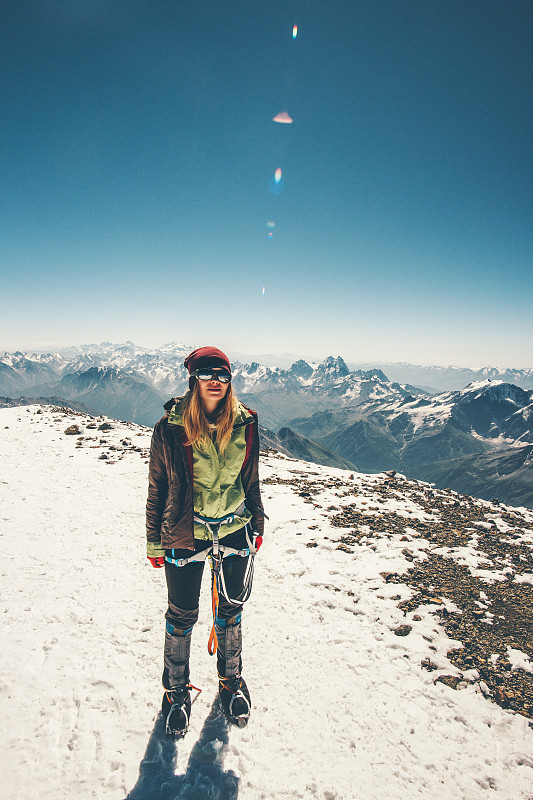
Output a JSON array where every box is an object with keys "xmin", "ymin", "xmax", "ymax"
[{"xmin": 181, "ymin": 382, "xmax": 237, "ymax": 454}]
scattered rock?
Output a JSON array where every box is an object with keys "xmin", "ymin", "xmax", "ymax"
[
  {"xmin": 380, "ymin": 572, "xmax": 400, "ymax": 583},
  {"xmin": 64, "ymin": 425, "xmax": 81, "ymax": 435},
  {"xmin": 435, "ymin": 675, "xmax": 464, "ymax": 690},
  {"xmin": 394, "ymin": 625, "xmax": 412, "ymax": 637},
  {"xmin": 494, "ymin": 688, "xmax": 513, "ymax": 708}
]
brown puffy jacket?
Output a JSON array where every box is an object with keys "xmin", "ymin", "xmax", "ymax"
[{"xmin": 146, "ymin": 404, "xmax": 265, "ymax": 553}]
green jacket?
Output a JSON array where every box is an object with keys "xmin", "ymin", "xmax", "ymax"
[{"xmin": 146, "ymin": 397, "xmax": 265, "ymax": 556}]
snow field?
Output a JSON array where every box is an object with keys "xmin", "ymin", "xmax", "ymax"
[{"xmin": 0, "ymin": 406, "xmax": 532, "ymax": 800}]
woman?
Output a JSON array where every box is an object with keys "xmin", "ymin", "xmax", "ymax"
[{"xmin": 146, "ymin": 346, "xmax": 265, "ymax": 739}]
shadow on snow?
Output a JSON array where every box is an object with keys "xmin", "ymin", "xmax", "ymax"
[{"xmin": 125, "ymin": 697, "xmax": 239, "ymax": 800}]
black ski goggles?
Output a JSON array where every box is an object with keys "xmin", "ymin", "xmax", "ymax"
[{"xmin": 192, "ymin": 368, "xmax": 232, "ymax": 384}]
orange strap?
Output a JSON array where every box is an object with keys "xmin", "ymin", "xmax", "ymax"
[
  {"xmin": 208, "ymin": 570, "xmax": 219, "ymax": 655},
  {"xmin": 218, "ymin": 675, "xmax": 241, "ymax": 691},
  {"xmin": 166, "ymin": 684, "xmax": 203, "ymax": 704}
]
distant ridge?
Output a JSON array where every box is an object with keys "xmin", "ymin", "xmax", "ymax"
[
  {"xmin": 1, "ymin": 344, "xmax": 532, "ymax": 506},
  {"xmin": 347, "ymin": 361, "xmax": 533, "ymax": 392},
  {"xmin": 0, "ymin": 396, "xmax": 94, "ymax": 414}
]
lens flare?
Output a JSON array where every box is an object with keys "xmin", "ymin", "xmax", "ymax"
[
  {"xmin": 262, "ymin": 287, "xmax": 266, "ymax": 295},
  {"xmin": 269, "ymin": 169, "xmax": 284, "ymax": 195},
  {"xmin": 273, "ymin": 111, "xmax": 293, "ymax": 124},
  {"xmin": 293, "ymin": 25, "xmax": 298, "ymax": 39},
  {"xmin": 267, "ymin": 221, "xmax": 275, "ymax": 228},
  {"xmin": 267, "ymin": 231, "xmax": 273, "ymax": 239}
]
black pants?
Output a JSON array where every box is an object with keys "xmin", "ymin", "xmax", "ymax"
[{"xmin": 164, "ymin": 526, "xmax": 251, "ymax": 631}]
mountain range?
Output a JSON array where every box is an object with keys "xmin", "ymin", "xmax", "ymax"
[
  {"xmin": 1, "ymin": 342, "xmax": 532, "ymax": 507},
  {"xmin": 347, "ymin": 361, "xmax": 533, "ymax": 393},
  {"xmin": 285, "ymin": 380, "xmax": 533, "ymax": 508}
]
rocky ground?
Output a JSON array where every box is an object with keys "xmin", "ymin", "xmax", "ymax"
[
  {"xmin": 262, "ymin": 458, "xmax": 533, "ymax": 724},
  {"xmin": 56, "ymin": 409, "xmax": 151, "ymax": 463}
]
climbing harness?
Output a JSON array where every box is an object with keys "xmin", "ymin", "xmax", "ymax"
[{"xmin": 164, "ymin": 504, "xmax": 259, "ymax": 656}]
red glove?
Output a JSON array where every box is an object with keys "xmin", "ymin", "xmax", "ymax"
[
  {"xmin": 254, "ymin": 536, "xmax": 263, "ymax": 552},
  {"xmin": 148, "ymin": 556, "xmax": 165, "ymax": 568}
]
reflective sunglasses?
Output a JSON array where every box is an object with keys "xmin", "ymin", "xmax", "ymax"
[{"xmin": 192, "ymin": 368, "xmax": 231, "ymax": 384}]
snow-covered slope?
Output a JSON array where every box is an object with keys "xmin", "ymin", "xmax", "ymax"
[{"xmin": 1, "ymin": 406, "xmax": 532, "ymax": 800}]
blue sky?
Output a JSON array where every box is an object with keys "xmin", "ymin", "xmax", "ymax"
[{"xmin": 1, "ymin": 0, "xmax": 532, "ymax": 367}]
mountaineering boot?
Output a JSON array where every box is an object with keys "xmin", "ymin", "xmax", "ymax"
[
  {"xmin": 218, "ymin": 675, "xmax": 251, "ymax": 728},
  {"xmin": 162, "ymin": 621, "xmax": 193, "ymax": 738},
  {"xmin": 216, "ymin": 614, "xmax": 251, "ymax": 727},
  {"xmin": 162, "ymin": 686, "xmax": 191, "ymax": 739}
]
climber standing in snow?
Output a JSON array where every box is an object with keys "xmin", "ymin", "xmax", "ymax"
[{"xmin": 145, "ymin": 346, "xmax": 265, "ymax": 739}]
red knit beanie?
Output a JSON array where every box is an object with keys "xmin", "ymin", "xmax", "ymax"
[{"xmin": 184, "ymin": 346, "xmax": 231, "ymax": 389}]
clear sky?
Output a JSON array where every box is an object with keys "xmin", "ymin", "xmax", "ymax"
[{"xmin": 1, "ymin": 0, "xmax": 532, "ymax": 368}]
